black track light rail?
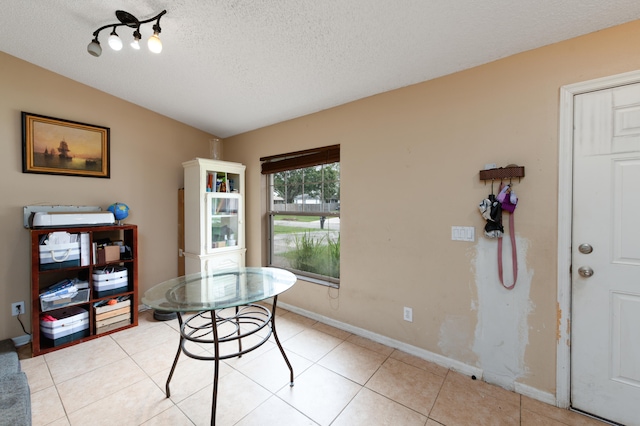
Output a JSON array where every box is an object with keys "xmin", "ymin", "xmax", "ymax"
[{"xmin": 91, "ymin": 10, "xmax": 166, "ymax": 42}]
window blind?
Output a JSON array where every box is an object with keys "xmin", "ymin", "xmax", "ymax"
[{"xmin": 260, "ymin": 145, "xmax": 340, "ymax": 174}]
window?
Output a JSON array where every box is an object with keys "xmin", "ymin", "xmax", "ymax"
[{"xmin": 261, "ymin": 145, "xmax": 340, "ymax": 286}]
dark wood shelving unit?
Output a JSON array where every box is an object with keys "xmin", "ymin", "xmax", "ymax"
[{"xmin": 29, "ymin": 224, "xmax": 138, "ymax": 356}]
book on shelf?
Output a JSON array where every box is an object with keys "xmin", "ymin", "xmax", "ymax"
[
  {"xmin": 207, "ymin": 172, "xmax": 217, "ymax": 192},
  {"xmin": 42, "ymin": 279, "xmax": 74, "ymax": 294},
  {"xmin": 80, "ymin": 233, "xmax": 90, "ymax": 266},
  {"xmin": 91, "ymin": 242, "xmax": 97, "ymax": 265}
]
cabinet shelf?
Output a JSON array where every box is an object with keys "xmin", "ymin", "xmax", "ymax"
[
  {"xmin": 95, "ymin": 259, "xmax": 134, "ymax": 267},
  {"xmin": 29, "ymin": 224, "xmax": 138, "ymax": 356},
  {"xmin": 37, "ymin": 258, "xmax": 134, "ymax": 272}
]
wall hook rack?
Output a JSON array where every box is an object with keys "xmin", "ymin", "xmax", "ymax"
[{"xmin": 479, "ymin": 165, "xmax": 525, "ymax": 182}]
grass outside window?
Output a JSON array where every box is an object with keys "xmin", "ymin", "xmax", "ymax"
[{"xmin": 266, "ymin": 158, "xmax": 340, "ymax": 286}]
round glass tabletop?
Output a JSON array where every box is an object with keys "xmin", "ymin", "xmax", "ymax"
[{"xmin": 142, "ymin": 267, "xmax": 297, "ymax": 312}]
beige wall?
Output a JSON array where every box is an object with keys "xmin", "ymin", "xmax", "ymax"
[
  {"xmin": 0, "ymin": 52, "xmax": 214, "ymax": 341},
  {"xmin": 225, "ymin": 20, "xmax": 640, "ymax": 395}
]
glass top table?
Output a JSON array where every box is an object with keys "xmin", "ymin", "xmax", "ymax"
[
  {"xmin": 142, "ymin": 266, "xmax": 297, "ymax": 312},
  {"xmin": 142, "ymin": 267, "xmax": 297, "ymax": 426}
]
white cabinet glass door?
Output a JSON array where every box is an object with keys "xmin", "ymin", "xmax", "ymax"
[{"xmin": 206, "ymin": 193, "xmax": 242, "ymax": 254}]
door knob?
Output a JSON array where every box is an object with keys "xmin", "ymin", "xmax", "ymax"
[{"xmin": 578, "ymin": 266, "xmax": 594, "ymax": 278}]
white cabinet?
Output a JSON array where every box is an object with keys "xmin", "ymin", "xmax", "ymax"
[{"xmin": 182, "ymin": 158, "xmax": 246, "ymax": 274}]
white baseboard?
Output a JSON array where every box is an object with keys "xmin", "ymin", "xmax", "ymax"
[
  {"xmin": 139, "ymin": 300, "xmax": 556, "ymax": 407},
  {"xmin": 278, "ymin": 302, "xmax": 483, "ymax": 379},
  {"xmin": 515, "ymin": 381, "xmax": 556, "ymax": 406},
  {"xmin": 279, "ymin": 301, "xmax": 561, "ymax": 407}
]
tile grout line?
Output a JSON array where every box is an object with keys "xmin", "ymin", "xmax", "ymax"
[
  {"xmin": 426, "ymin": 368, "xmax": 451, "ymax": 424},
  {"xmin": 27, "ymin": 308, "xmax": 607, "ymax": 426}
]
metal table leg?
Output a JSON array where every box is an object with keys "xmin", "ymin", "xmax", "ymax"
[
  {"xmin": 271, "ymin": 296, "xmax": 294, "ymax": 386},
  {"xmin": 164, "ymin": 303, "xmax": 294, "ymax": 425},
  {"xmin": 211, "ymin": 310, "xmax": 220, "ymax": 426},
  {"xmin": 165, "ymin": 312, "xmax": 184, "ymax": 397}
]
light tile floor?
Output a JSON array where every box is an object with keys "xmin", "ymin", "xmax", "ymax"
[{"xmin": 19, "ymin": 307, "xmax": 608, "ymax": 426}]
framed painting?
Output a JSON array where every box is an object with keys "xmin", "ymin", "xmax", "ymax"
[{"xmin": 22, "ymin": 112, "xmax": 110, "ymax": 178}]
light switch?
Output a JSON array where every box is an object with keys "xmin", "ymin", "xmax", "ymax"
[{"xmin": 451, "ymin": 226, "xmax": 475, "ymax": 242}]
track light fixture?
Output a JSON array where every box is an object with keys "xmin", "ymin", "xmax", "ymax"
[{"xmin": 87, "ymin": 10, "xmax": 166, "ymax": 57}]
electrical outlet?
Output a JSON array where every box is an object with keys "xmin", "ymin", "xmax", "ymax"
[
  {"xmin": 403, "ymin": 306, "xmax": 413, "ymax": 322},
  {"xmin": 11, "ymin": 302, "xmax": 25, "ymax": 316}
]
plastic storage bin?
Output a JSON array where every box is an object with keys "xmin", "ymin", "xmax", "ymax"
[
  {"xmin": 92, "ymin": 266, "xmax": 128, "ymax": 292},
  {"xmin": 39, "ymin": 241, "xmax": 80, "ymax": 270},
  {"xmin": 40, "ymin": 288, "xmax": 89, "ymax": 312},
  {"xmin": 40, "ymin": 306, "xmax": 89, "ymax": 346}
]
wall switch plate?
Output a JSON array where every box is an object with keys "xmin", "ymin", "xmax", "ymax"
[
  {"xmin": 403, "ymin": 306, "xmax": 413, "ymax": 322},
  {"xmin": 451, "ymin": 226, "xmax": 475, "ymax": 242}
]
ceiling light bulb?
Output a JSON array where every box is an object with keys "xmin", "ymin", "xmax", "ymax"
[
  {"xmin": 87, "ymin": 40, "xmax": 102, "ymax": 57},
  {"xmin": 148, "ymin": 31, "xmax": 162, "ymax": 53},
  {"xmin": 131, "ymin": 30, "xmax": 141, "ymax": 50},
  {"xmin": 108, "ymin": 28, "xmax": 123, "ymax": 51}
]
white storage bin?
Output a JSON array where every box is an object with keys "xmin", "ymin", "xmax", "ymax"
[
  {"xmin": 39, "ymin": 241, "xmax": 80, "ymax": 269},
  {"xmin": 40, "ymin": 306, "xmax": 89, "ymax": 340},
  {"xmin": 93, "ymin": 266, "xmax": 128, "ymax": 291}
]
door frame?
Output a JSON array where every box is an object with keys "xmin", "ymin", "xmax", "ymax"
[{"xmin": 556, "ymin": 69, "xmax": 640, "ymax": 408}]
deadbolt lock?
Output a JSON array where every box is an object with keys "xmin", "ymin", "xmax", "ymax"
[{"xmin": 578, "ymin": 244, "xmax": 593, "ymax": 254}]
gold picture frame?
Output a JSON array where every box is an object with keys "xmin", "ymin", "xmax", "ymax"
[{"xmin": 22, "ymin": 112, "xmax": 110, "ymax": 178}]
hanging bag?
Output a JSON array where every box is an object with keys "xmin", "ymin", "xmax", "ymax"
[{"xmin": 497, "ymin": 184, "xmax": 518, "ymax": 289}]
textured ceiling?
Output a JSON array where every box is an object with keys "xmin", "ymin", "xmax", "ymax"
[{"xmin": 1, "ymin": 1, "xmax": 640, "ymax": 137}]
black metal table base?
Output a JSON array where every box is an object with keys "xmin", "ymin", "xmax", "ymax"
[{"xmin": 164, "ymin": 296, "xmax": 293, "ymax": 426}]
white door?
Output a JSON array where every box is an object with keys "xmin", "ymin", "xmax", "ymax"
[{"xmin": 572, "ymin": 83, "xmax": 640, "ymax": 425}]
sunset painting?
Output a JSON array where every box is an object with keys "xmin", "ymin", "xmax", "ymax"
[{"xmin": 22, "ymin": 112, "xmax": 110, "ymax": 178}]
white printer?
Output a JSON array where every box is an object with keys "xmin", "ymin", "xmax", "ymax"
[{"xmin": 30, "ymin": 211, "xmax": 115, "ymax": 228}]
